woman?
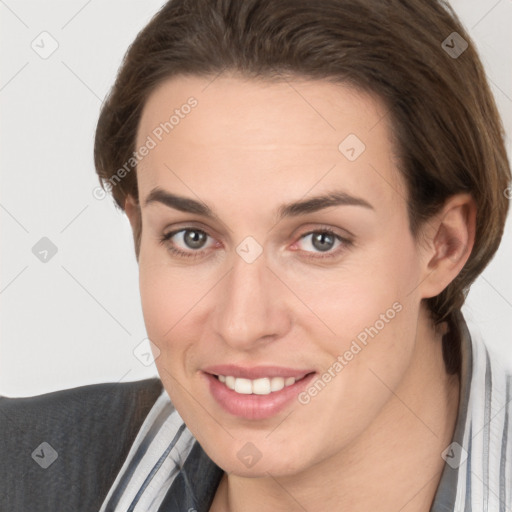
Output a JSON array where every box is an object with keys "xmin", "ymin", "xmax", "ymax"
[{"xmin": 2, "ymin": 0, "xmax": 510, "ymax": 511}]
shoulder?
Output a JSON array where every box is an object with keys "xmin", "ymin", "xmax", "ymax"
[
  {"xmin": 0, "ymin": 377, "xmax": 164, "ymax": 429},
  {"xmin": 0, "ymin": 378, "xmax": 163, "ymax": 512}
]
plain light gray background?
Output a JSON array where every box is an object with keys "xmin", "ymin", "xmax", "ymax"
[{"xmin": 1, "ymin": 0, "xmax": 511, "ymax": 397}]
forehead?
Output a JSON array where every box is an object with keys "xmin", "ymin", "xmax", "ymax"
[
  {"xmin": 135, "ymin": 73, "xmax": 405, "ymax": 211},
  {"xmin": 137, "ymin": 73, "xmax": 390, "ymax": 147}
]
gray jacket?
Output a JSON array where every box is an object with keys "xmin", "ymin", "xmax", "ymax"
[{"xmin": 0, "ymin": 378, "xmax": 163, "ymax": 512}]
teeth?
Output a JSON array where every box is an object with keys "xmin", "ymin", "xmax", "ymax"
[
  {"xmin": 217, "ymin": 375, "xmax": 300, "ymax": 395},
  {"xmin": 270, "ymin": 377, "xmax": 285, "ymax": 392},
  {"xmin": 253, "ymin": 378, "xmax": 271, "ymax": 395},
  {"xmin": 225, "ymin": 376, "xmax": 235, "ymax": 390},
  {"xmin": 234, "ymin": 378, "xmax": 252, "ymax": 394}
]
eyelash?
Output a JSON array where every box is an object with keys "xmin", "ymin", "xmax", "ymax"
[{"xmin": 158, "ymin": 227, "xmax": 353, "ymax": 261}]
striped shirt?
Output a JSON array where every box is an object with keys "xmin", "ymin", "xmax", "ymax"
[{"xmin": 99, "ymin": 317, "xmax": 512, "ymax": 512}]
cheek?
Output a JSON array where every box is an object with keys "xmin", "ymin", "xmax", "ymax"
[
  {"xmin": 282, "ymin": 234, "xmax": 420, "ymax": 344},
  {"xmin": 137, "ymin": 250, "xmax": 213, "ymax": 375},
  {"xmin": 286, "ymin": 233, "xmax": 422, "ymax": 406},
  {"xmin": 139, "ymin": 265, "xmax": 170, "ymax": 340},
  {"xmin": 138, "ymin": 241, "xmax": 199, "ymax": 332},
  {"xmin": 138, "ymin": 253, "xmax": 188, "ymax": 358},
  {"xmin": 315, "ymin": 246, "xmax": 421, "ymax": 419}
]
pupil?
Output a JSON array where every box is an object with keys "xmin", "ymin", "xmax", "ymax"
[
  {"xmin": 185, "ymin": 230, "xmax": 206, "ymax": 249},
  {"xmin": 312, "ymin": 232, "xmax": 334, "ymax": 252}
]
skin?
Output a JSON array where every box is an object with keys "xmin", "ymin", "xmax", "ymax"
[{"xmin": 125, "ymin": 74, "xmax": 475, "ymax": 512}]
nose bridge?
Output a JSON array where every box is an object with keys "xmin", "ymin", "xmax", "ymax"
[{"xmin": 214, "ymin": 250, "xmax": 285, "ymax": 349}]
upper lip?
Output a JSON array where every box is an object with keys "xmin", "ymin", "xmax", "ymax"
[{"xmin": 202, "ymin": 365, "xmax": 315, "ymax": 380}]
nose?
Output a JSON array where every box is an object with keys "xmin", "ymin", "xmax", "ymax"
[{"xmin": 213, "ymin": 250, "xmax": 291, "ymax": 351}]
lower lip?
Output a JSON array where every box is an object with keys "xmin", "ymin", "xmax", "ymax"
[{"xmin": 203, "ymin": 372, "xmax": 317, "ymax": 420}]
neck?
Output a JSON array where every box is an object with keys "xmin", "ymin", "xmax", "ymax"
[{"xmin": 210, "ymin": 312, "xmax": 460, "ymax": 512}]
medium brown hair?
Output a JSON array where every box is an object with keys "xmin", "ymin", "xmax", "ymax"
[{"xmin": 94, "ymin": 0, "xmax": 510, "ymax": 373}]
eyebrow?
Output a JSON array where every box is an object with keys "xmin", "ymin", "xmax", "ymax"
[{"xmin": 144, "ymin": 187, "xmax": 374, "ymax": 220}]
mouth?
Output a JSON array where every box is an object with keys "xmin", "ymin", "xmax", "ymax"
[
  {"xmin": 201, "ymin": 366, "xmax": 317, "ymax": 420},
  {"xmin": 213, "ymin": 373, "xmax": 309, "ymax": 395}
]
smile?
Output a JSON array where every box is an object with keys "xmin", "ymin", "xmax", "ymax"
[
  {"xmin": 216, "ymin": 374, "xmax": 306, "ymax": 395},
  {"xmin": 202, "ymin": 366, "xmax": 317, "ymax": 420}
]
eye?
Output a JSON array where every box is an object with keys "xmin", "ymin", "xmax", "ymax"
[
  {"xmin": 159, "ymin": 228, "xmax": 217, "ymax": 259},
  {"xmin": 294, "ymin": 228, "xmax": 352, "ymax": 259},
  {"xmin": 159, "ymin": 226, "xmax": 352, "ymax": 261}
]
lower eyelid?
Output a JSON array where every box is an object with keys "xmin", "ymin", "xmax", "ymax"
[{"xmin": 168, "ymin": 245, "xmax": 205, "ymax": 259}]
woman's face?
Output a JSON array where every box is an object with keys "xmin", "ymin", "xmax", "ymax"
[{"xmin": 132, "ymin": 74, "xmax": 430, "ymax": 477}]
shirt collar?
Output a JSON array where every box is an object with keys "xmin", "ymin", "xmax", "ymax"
[
  {"xmin": 430, "ymin": 312, "xmax": 473, "ymax": 511},
  {"xmin": 157, "ymin": 438, "xmax": 223, "ymax": 512}
]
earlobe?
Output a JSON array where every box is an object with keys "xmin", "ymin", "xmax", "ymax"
[{"xmin": 419, "ymin": 194, "xmax": 476, "ymax": 299}]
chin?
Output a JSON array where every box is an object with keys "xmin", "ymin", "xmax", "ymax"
[{"xmin": 209, "ymin": 444, "xmax": 309, "ymax": 478}]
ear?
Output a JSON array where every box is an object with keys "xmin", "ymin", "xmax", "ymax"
[
  {"xmin": 417, "ymin": 193, "xmax": 476, "ymax": 299},
  {"xmin": 125, "ymin": 194, "xmax": 140, "ymax": 231},
  {"xmin": 124, "ymin": 194, "xmax": 142, "ymax": 260}
]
